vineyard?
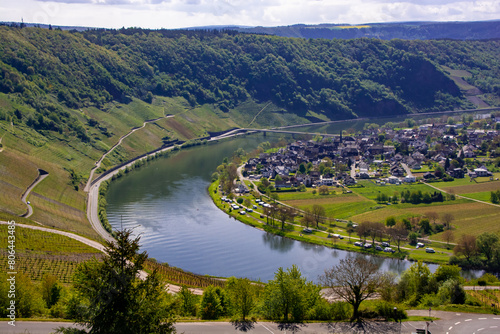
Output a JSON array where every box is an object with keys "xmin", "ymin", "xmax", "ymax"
[
  {"xmin": 145, "ymin": 260, "xmax": 226, "ymax": 289},
  {"xmin": 467, "ymin": 289, "xmax": 500, "ymax": 309},
  {"xmin": 0, "ymin": 225, "xmax": 103, "ymax": 283},
  {"xmin": 0, "ymin": 250, "xmax": 103, "ymax": 283}
]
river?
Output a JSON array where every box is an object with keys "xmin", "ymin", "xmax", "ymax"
[{"xmin": 105, "ymin": 131, "xmax": 456, "ymax": 282}]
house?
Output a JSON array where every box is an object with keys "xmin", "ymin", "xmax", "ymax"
[
  {"xmin": 403, "ymin": 175, "xmax": 416, "ymax": 183},
  {"xmin": 387, "ymin": 176, "xmax": 401, "ymax": 184},
  {"xmin": 449, "ymin": 168, "xmax": 465, "ymax": 179},
  {"xmin": 320, "ymin": 177, "xmax": 335, "ymax": 186},
  {"xmin": 474, "ymin": 166, "xmax": 492, "ymax": 177}
]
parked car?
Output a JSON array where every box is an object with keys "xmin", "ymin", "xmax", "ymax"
[
  {"xmin": 384, "ymin": 247, "xmax": 395, "ymax": 253},
  {"xmin": 246, "ymin": 208, "xmax": 253, "ymax": 212},
  {"xmin": 375, "ymin": 245, "xmax": 383, "ymax": 251},
  {"xmin": 364, "ymin": 243, "xmax": 372, "ymax": 249},
  {"xmin": 302, "ymin": 228, "xmax": 312, "ymax": 234},
  {"xmin": 239, "ymin": 210, "xmax": 246, "ymax": 215},
  {"xmin": 354, "ymin": 241, "xmax": 363, "ymax": 247},
  {"xmin": 416, "ymin": 242, "xmax": 425, "ymax": 248},
  {"xmin": 381, "ymin": 242, "xmax": 390, "ymax": 247},
  {"xmin": 425, "ymin": 248, "xmax": 435, "ymax": 253},
  {"xmin": 253, "ymin": 205, "xmax": 258, "ymax": 209},
  {"xmin": 332, "ymin": 234, "xmax": 344, "ymax": 239}
]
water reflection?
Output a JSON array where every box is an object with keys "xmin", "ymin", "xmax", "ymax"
[{"xmin": 262, "ymin": 232, "xmax": 294, "ymax": 252}]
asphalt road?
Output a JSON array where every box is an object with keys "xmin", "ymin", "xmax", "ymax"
[
  {"xmin": 20, "ymin": 170, "xmax": 49, "ymax": 218},
  {"xmin": 3, "ymin": 314, "xmax": 500, "ymax": 334}
]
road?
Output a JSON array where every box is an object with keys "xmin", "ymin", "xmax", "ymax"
[
  {"xmin": 20, "ymin": 169, "xmax": 49, "ymax": 218},
  {"xmin": 84, "ymin": 115, "xmax": 173, "ymax": 192},
  {"xmin": 422, "ymin": 181, "xmax": 500, "ymax": 209},
  {"xmin": 3, "ymin": 312, "xmax": 500, "ymax": 334}
]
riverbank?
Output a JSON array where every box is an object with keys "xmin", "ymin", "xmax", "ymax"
[
  {"xmin": 208, "ymin": 180, "xmax": 452, "ymax": 265},
  {"xmin": 207, "ymin": 177, "xmax": 461, "ymax": 266}
]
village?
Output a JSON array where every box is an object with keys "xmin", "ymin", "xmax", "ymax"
[{"xmin": 241, "ymin": 116, "xmax": 500, "ymax": 191}]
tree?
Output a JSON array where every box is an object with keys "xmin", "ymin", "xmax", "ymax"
[
  {"xmin": 442, "ymin": 229, "xmax": 455, "ymax": 248},
  {"xmin": 385, "ymin": 216, "xmax": 396, "ymax": 227},
  {"xmin": 200, "ymin": 286, "xmax": 224, "ymax": 320},
  {"xmin": 476, "ymin": 232, "xmax": 499, "ymax": 263},
  {"xmin": 318, "ymin": 185, "xmax": 329, "ymax": 195},
  {"xmin": 41, "ymin": 274, "xmax": 62, "ymax": 308},
  {"xmin": 441, "ymin": 213, "xmax": 455, "ymax": 230},
  {"xmin": 226, "ymin": 277, "xmax": 257, "ymax": 321},
  {"xmin": 425, "ymin": 211, "xmax": 439, "ymax": 225},
  {"xmin": 301, "ymin": 208, "xmax": 314, "ymax": 228},
  {"xmin": 396, "ymin": 261, "xmax": 431, "ymax": 305},
  {"xmin": 72, "ymin": 230, "xmax": 176, "ymax": 334},
  {"xmin": 454, "ymin": 234, "xmax": 478, "ymax": 262},
  {"xmin": 311, "ymin": 204, "xmax": 325, "ymax": 229},
  {"xmin": 388, "ymin": 222, "xmax": 407, "ymax": 252},
  {"xmin": 356, "ymin": 221, "xmax": 371, "ymax": 243},
  {"xmin": 261, "ymin": 265, "xmax": 319, "ymax": 323},
  {"xmin": 320, "ymin": 258, "xmax": 383, "ymax": 321},
  {"xmin": 177, "ymin": 286, "xmax": 198, "ymax": 317},
  {"xmin": 277, "ymin": 206, "xmax": 292, "ymax": 230}
]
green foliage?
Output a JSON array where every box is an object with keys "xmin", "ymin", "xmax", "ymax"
[
  {"xmin": 226, "ymin": 277, "xmax": 258, "ymax": 321},
  {"xmin": 71, "ymin": 229, "xmax": 176, "ymax": 334},
  {"xmin": 177, "ymin": 286, "xmax": 199, "ymax": 317},
  {"xmin": 0, "ymin": 271, "xmax": 46, "ymax": 318},
  {"xmin": 200, "ymin": 285, "xmax": 224, "ymax": 320},
  {"xmin": 261, "ymin": 265, "xmax": 320, "ymax": 323},
  {"xmin": 1, "ymin": 26, "xmax": 497, "ymax": 146}
]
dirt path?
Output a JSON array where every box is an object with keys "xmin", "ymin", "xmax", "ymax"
[
  {"xmin": 20, "ymin": 169, "xmax": 49, "ymax": 218},
  {"xmin": 422, "ymin": 181, "xmax": 500, "ymax": 209},
  {"xmin": 84, "ymin": 115, "xmax": 174, "ymax": 192}
]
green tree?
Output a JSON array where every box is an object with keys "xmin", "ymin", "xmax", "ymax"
[
  {"xmin": 200, "ymin": 285, "xmax": 224, "ymax": 320},
  {"xmin": 385, "ymin": 216, "xmax": 396, "ymax": 227},
  {"xmin": 476, "ymin": 232, "xmax": 499, "ymax": 263},
  {"xmin": 261, "ymin": 265, "xmax": 320, "ymax": 323},
  {"xmin": 226, "ymin": 277, "xmax": 257, "ymax": 321},
  {"xmin": 397, "ymin": 261, "xmax": 431, "ymax": 305},
  {"xmin": 72, "ymin": 229, "xmax": 176, "ymax": 334},
  {"xmin": 320, "ymin": 258, "xmax": 383, "ymax": 321},
  {"xmin": 177, "ymin": 286, "xmax": 198, "ymax": 317},
  {"xmin": 41, "ymin": 274, "xmax": 62, "ymax": 308}
]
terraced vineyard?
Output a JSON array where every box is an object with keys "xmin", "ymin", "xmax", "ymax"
[
  {"xmin": 0, "ymin": 225, "xmax": 102, "ymax": 283},
  {"xmin": 145, "ymin": 260, "xmax": 226, "ymax": 289}
]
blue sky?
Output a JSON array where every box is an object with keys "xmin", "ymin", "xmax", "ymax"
[{"xmin": 1, "ymin": 0, "xmax": 499, "ymax": 29}]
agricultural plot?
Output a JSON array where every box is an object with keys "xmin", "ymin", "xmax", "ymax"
[
  {"xmin": 145, "ymin": 260, "xmax": 226, "ymax": 289},
  {"xmin": 0, "ymin": 225, "xmax": 102, "ymax": 283},
  {"xmin": 408, "ymin": 202, "xmax": 500, "ymax": 237}
]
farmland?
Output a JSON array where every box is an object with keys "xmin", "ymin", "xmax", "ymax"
[{"xmin": 0, "ymin": 225, "xmax": 102, "ymax": 283}]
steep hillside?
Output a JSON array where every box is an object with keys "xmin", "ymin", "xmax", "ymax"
[{"xmin": 0, "ymin": 26, "xmax": 499, "ymax": 238}]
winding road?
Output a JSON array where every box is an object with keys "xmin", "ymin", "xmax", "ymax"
[
  {"xmin": 84, "ymin": 115, "xmax": 174, "ymax": 192},
  {"xmin": 20, "ymin": 169, "xmax": 49, "ymax": 218}
]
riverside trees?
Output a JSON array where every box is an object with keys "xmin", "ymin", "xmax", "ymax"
[{"xmin": 320, "ymin": 258, "xmax": 383, "ymax": 321}]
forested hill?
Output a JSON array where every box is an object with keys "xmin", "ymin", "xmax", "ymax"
[
  {"xmin": 237, "ymin": 21, "xmax": 500, "ymax": 41},
  {"xmin": 0, "ymin": 26, "xmax": 499, "ymax": 138}
]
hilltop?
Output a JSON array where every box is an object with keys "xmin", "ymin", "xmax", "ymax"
[{"xmin": 236, "ymin": 20, "xmax": 500, "ymax": 41}]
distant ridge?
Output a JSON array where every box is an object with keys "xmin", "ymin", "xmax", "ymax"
[
  {"xmin": 2, "ymin": 20, "xmax": 499, "ymax": 40},
  {"xmin": 234, "ymin": 20, "xmax": 500, "ymax": 40}
]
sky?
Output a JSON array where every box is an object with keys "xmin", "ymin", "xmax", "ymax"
[{"xmin": 1, "ymin": 0, "xmax": 499, "ymax": 30}]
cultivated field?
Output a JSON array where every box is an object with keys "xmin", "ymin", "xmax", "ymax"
[{"xmin": 0, "ymin": 225, "xmax": 102, "ymax": 283}]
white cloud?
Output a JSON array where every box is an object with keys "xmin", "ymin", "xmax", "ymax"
[{"xmin": 0, "ymin": 0, "xmax": 498, "ymax": 29}]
